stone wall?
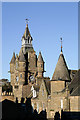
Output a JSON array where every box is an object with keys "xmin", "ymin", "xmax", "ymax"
[{"xmin": 69, "ymin": 96, "xmax": 80, "ymax": 111}]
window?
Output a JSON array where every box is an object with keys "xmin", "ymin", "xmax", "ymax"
[
  {"xmin": 16, "ymin": 76, "xmax": 18, "ymax": 82},
  {"xmin": 33, "ymin": 89, "xmax": 36, "ymax": 98},
  {"xmin": 32, "ymin": 103, "xmax": 34, "ymax": 113},
  {"xmin": 16, "ymin": 62, "xmax": 18, "ymax": 69},
  {"xmin": 61, "ymin": 99, "xmax": 63, "ymax": 109},
  {"xmin": 20, "ymin": 74, "xmax": 22, "ymax": 78},
  {"xmin": 41, "ymin": 64, "xmax": 43, "ymax": 68},
  {"xmin": 43, "ymin": 103, "xmax": 45, "ymax": 111},
  {"xmin": 15, "ymin": 85, "xmax": 18, "ymax": 89},
  {"xmin": 37, "ymin": 103, "xmax": 39, "ymax": 113},
  {"xmin": 42, "ymin": 89, "xmax": 44, "ymax": 96}
]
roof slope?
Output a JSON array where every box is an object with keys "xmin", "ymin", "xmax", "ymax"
[
  {"xmin": 69, "ymin": 69, "xmax": 80, "ymax": 96},
  {"xmin": 22, "ymin": 24, "xmax": 32, "ymax": 39},
  {"xmin": 19, "ymin": 49, "xmax": 26, "ymax": 62},
  {"xmin": 52, "ymin": 52, "xmax": 70, "ymax": 81}
]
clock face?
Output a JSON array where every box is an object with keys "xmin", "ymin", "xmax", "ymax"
[{"xmin": 29, "ymin": 75, "xmax": 35, "ymax": 82}]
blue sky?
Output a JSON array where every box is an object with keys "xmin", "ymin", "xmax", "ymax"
[{"xmin": 2, "ymin": 2, "xmax": 78, "ymax": 81}]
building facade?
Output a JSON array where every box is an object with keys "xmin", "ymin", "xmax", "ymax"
[{"xmin": 1, "ymin": 23, "xmax": 80, "ymax": 119}]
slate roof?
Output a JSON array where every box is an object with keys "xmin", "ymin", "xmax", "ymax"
[
  {"xmin": 69, "ymin": 69, "xmax": 80, "ymax": 96},
  {"xmin": 22, "ymin": 84, "xmax": 32, "ymax": 98},
  {"xmin": 22, "ymin": 24, "xmax": 32, "ymax": 40},
  {"xmin": 52, "ymin": 51, "xmax": 70, "ymax": 81},
  {"xmin": 10, "ymin": 52, "xmax": 16, "ymax": 64},
  {"xmin": 22, "ymin": 77, "xmax": 50, "ymax": 99}
]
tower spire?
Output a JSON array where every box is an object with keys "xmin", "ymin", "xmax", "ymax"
[{"xmin": 60, "ymin": 37, "xmax": 62, "ymax": 52}]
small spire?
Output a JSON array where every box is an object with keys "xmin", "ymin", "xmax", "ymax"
[
  {"xmin": 10, "ymin": 52, "xmax": 16, "ymax": 64},
  {"xmin": 60, "ymin": 37, "xmax": 62, "ymax": 52},
  {"xmin": 38, "ymin": 51, "xmax": 44, "ymax": 62}
]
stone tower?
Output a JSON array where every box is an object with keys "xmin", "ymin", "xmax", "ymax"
[
  {"xmin": 51, "ymin": 50, "xmax": 70, "ymax": 93},
  {"xmin": 49, "ymin": 45, "xmax": 71, "ymax": 118},
  {"xmin": 10, "ymin": 23, "xmax": 45, "ymax": 102},
  {"xmin": 10, "ymin": 52, "xmax": 16, "ymax": 86}
]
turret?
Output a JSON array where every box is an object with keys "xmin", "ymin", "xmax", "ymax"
[
  {"xmin": 51, "ymin": 38, "xmax": 70, "ymax": 94},
  {"xmin": 10, "ymin": 52, "xmax": 16, "ymax": 86},
  {"xmin": 10, "ymin": 52, "xmax": 16, "ymax": 73},
  {"xmin": 18, "ymin": 49, "xmax": 26, "ymax": 85},
  {"xmin": 37, "ymin": 52, "xmax": 44, "ymax": 77}
]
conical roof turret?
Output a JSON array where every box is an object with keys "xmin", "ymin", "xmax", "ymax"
[
  {"xmin": 22, "ymin": 24, "xmax": 32, "ymax": 40},
  {"xmin": 10, "ymin": 52, "xmax": 16, "ymax": 64},
  {"xmin": 52, "ymin": 51, "xmax": 70, "ymax": 81},
  {"xmin": 38, "ymin": 52, "xmax": 44, "ymax": 62},
  {"xmin": 19, "ymin": 49, "xmax": 26, "ymax": 62}
]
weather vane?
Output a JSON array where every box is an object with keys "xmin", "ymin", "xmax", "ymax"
[
  {"xmin": 25, "ymin": 18, "xmax": 29, "ymax": 24},
  {"xmin": 60, "ymin": 37, "xmax": 62, "ymax": 52}
]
